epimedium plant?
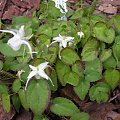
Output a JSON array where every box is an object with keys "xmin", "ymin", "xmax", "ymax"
[{"xmin": 0, "ymin": 0, "xmax": 120, "ymax": 119}]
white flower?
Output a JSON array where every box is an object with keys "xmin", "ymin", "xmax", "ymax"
[
  {"xmin": 77, "ymin": 31, "xmax": 84, "ymax": 38},
  {"xmin": 51, "ymin": 34, "xmax": 74, "ymax": 49},
  {"xmin": 50, "ymin": 34, "xmax": 74, "ymax": 59},
  {"xmin": 25, "ymin": 62, "xmax": 53, "ymax": 90},
  {"xmin": 0, "ymin": 25, "xmax": 36, "ymax": 59}
]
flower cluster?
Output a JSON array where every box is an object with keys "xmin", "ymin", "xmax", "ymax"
[{"xmin": 0, "ymin": 25, "xmax": 84, "ymax": 90}]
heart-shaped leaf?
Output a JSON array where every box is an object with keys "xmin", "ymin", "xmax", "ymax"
[
  {"xmin": 104, "ymin": 69, "xmax": 120, "ymax": 90},
  {"xmin": 81, "ymin": 38, "xmax": 98, "ymax": 61},
  {"xmin": 89, "ymin": 82, "xmax": 110, "ymax": 103},
  {"xmin": 63, "ymin": 71, "xmax": 80, "ymax": 86},
  {"xmin": 99, "ymin": 49, "xmax": 112, "ymax": 62},
  {"xmin": 112, "ymin": 15, "xmax": 120, "ymax": 33},
  {"xmin": 93, "ymin": 22, "xmax": 115, "ymax": 43},
  {"xmin": 103, "ymin": 56, "xmax": 117, "ymax": 69},
  {"xmin": 50, "ymin": 97, "xmax": 80, "ymax": 116},
  {"xmin": 72, "ymin": 60, "xmax": 84, "ymax": 78},
  {"xmin": 61, "ymin": 48, "xmax": 80, "ymax": 65},
  {"xmin": 26, "ymin": 79, "xmax": 51, "ymax": 115},
  {"xmin": 56, "ymin": 60, "xmax": 70, "ymax": 85},
  {"xmin": 74, "ymin": 80, "xmax": 90, "ymax": 100},
  {"xmin": 84, "ymin": 59, "xmax": 102, "ymax": 82}
]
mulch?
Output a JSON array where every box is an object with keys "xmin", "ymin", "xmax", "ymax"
[{"xmin": 0, "ymin": 0, "xmax": 41, "ymax": 20}]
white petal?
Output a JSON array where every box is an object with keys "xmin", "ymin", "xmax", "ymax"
[
  {"xmin": 27, "ymin": 71, "xmax": 37, "ymax": 80},
  {"xmin": 65, "ymin": 37, "xmax": 74, "ymax": 42},
  {"xmin": 59, "ymin": 34, "xmax": 63, "ymax": 38},
  {"xmin": 53, "ymin": 36, "xmax": 62, "ymax": 42},
  {"xmin": 7, "ymin": 36, "xmax": 22, "ymax": 51},
  {"xmin": 25, "ymin": 79, "xmax": 31, "ymax": 90},
  {"xmin": 10, "ymin": 29, "xmax": 18, "ymax": 33},
  {"xmin": 18, "ymin": 25, "xmax": 25, "ymax": 38},
  {"xmin": 0, "ymin": 30, "xmax": 16, "ymax": 36},
  {"xmin": 38, "ymin": 70, "xmax": 54, "ymax": 86},
  {"xmin": 62, "ymin": 40, "xmax": 67, "ymax": 48},
  {"xmin": 38, "ymin": 62, "xmax": 49, "ymax": 70},
  {"xmin": 22, "ymin": 40, "xmax": 33, "ymax": 59},
  {"xmin": 38, "ymin": 70, "xmax": 49, "ymax": 80},
  {"xmin": 49, "ymin": 40, "xmax": 59, "ymax": 47},
  {"xmin": 29, "ymin": 65, "xmax": 37, "ymax": 71},
  {"xmin": 25, "ymin": 71, "xmax": 37, "ymax": 90}
]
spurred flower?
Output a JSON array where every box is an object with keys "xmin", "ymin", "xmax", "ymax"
[
  {"xmin": 0, "ymin": 25, "xmax": 36, "ymax": 59},
  {"xmin": 51, "ymin": 34, "xmax": 74, "ymax": 49},
  {"xmin": 25, "ymin": 62, "xmax": 53, "ymax": 90}
]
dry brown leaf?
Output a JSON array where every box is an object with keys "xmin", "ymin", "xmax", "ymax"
[
  {"xmin": 15, "ymin": 110, "xmax": 32, "ymax": 120},
  {"xmin": 0, "ymin": 100, "xmax": 15, "ymax": 120},
  {"xmin": 98, "ymin": 3, "xmax": 117, "ymax": 14},
  {"xmin": 82, "ymin": 102, "xmax": 120, "ymax": 120},
  {"xmin": 105, "ymin": 111, "xmax": 120, "ymax": 120}
]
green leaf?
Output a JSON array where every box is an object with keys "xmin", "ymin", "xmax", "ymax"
[
  {"xmin": 47, "ymin": 69, "xmax": 58, "ymax": 92},
  {"xmin": 0, "ymin": 83, "xmax": 8, "ymax": 94},
  {"xmin": 99, "ymin": 49, "xmax": 112, "ymax": 62},
  {"xmin": 104, "ymin": 69, "xmax": 120, "ymax": 90},
  {"xmin": 85, "ymin": 58, "xmax": 102, "ymax": 73},
  {"xmin": 70, "ymin": 8, "xmax": 84, "ymax": 19},
  {"xmin": 18, "ymin": 89, "xmax": 29, "ymax": 111},
  {"xmin": 85, "ymin": 71, "xmax": 102, "ymax": 82},
  {"xmin": 103, "ymin": 56, "xmax": 117, "ymax": 69},
  {"xmin": 48, "ymin": 5, "xmax": 63, "ymax": 19},
  {"xmin": 81, "ymin": 38, "xmax": 98, "ymax": 61},
  {"xmin": 93, "ymin": 22, "xmax": 115, "ymax": 43},
  {"xmin": 33, "ymin": 115, "xmax": 49, "ymax": 120},
  {"xmin": 113, "ymin": 36, "xmax": 120, "ymax": 61},
  {"xmin": 55, "ymin": 60, "xmax": 70, "ymax": 85},
  {"xmin": 2, "ymin": 93, "xmax": 10, "ymax": 113},
  {"xmin": 0, "ymin": 41, "xmax": 22, "ymax": 57},
  {"xmin": 12, "ymin": 79, "xmax": 21, "ymax": 93},
  {"xmin": 89, "ymin": 83, "xmax": 110, "ymax": 103},
  {"xmin": 20, "ymin": 64, "xmax": 30, "ymax": 82},
  {"xmin": 43, "ymin": 46, "xmax": 58, "ymax": 63},
  {"xmin": 26, "ymin": 80, "xmax": 50, "ymax": 115},
  {"xmin": 12, "ymin": 16, "xmax": 30, "ymax": 25},
  {"xmin": 90, "ymin": 15, "xmax": 106, "ymax": 27},
  {"xmin": 72, "ymin": 60, "xmax": 84, "ymax": 78},
  {"xmin": 70, "ymin": 112, "xmax": 90, "ymax": 120},
  {"xmin": 63, "ymin": 71, "xmax": 80, "ymax": 86},
  {"xmin": 12, "ymin": 95, "xmax": 21, "ymax": 113},
  {"xmin": 74, "ymin": 80, "xmax": 90, "ymax": 100},
  {"xmin": 3, "ymin": 60, "xmax": 23, "ymax": 71},
  {"xmin": 80, "ymin": 25, "xmax": 91, "ymax": 45},
  {"xmin": 37, "ymin": 24, "xmax": 52, "ymax": 37},
  {"xmin": 61, "ymin": 48, "xmax": 80, "ymax": 65},
  {"xmin": 0, "ymin": 60, "xmax": 3, "ymax": 70},
  {"xmin": 50, "ymin": 97, "xmax": 80, "ymax": 116},
  {"xmin": 84, "ymin": 59, "xmax": 102, "ymax": 82},
  {"xmin": 112, "ymin": 15, "xmax": 120, "ymax": 33},
  {"xmin": 17, "ymin": 43, "xmax": 33, "ymax": 64}
]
